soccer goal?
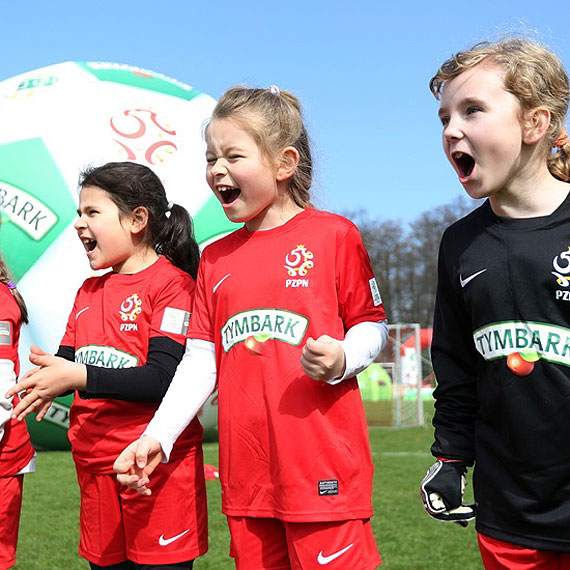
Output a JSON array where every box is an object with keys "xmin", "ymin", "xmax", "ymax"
[{"xmin": 358, "ymin": 323, "xmax": 427, "ymax": 428}]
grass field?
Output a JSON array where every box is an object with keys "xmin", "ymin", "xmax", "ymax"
[{"xmin": 14, "ymin": 403, "xmax": 484, "ymax": 569}]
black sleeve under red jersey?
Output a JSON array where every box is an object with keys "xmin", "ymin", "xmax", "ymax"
[
  {"xmin": 430, "ymin": 230, "xmax": 480, "ymax": 465},
  {"xmin": 56, "ymin": 337, "xmax": 184, "ymax": 402},
  {"xmin": 57, "ymin": 263, "xmax": 193, "ymax": 402}
]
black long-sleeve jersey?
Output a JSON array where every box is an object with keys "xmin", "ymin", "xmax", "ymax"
[{"xmin": 431, "ymin": 194, "xmax": 570, "ymax": 551}]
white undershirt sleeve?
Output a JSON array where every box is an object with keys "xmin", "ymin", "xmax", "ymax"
[
  {"xmin": 0, "ymin": 358, "xmax": 16, "ymax": 442},
  {"xmin": 329, "ymin": 319, "xmax": 389, "ymax": 385},
  {"xmin": 144, "ymin": 338, "xmax": 216, "ymax": 461}
]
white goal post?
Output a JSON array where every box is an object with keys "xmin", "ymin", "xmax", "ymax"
[{"xmin": 357, "ymin": 323, "xmax": 427, "ymax": 427}]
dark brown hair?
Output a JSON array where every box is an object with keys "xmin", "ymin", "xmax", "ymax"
[{"xmin": 79, "ymin": 162, "xmax": 200, "ymax": 278}]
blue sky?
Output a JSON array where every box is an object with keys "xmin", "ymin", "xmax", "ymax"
[{"xmin": 2, "ymin": 0, "xmax": 569, "ymax": 223}]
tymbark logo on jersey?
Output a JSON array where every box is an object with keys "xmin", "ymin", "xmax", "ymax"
[
  {"xmin": 75, "ymin": 345, "xmax": 138, "ymax": 368},
  {"xmin": 474, "ymin": 321, "xmax": 570, "ymax": 367},
  {"xmin": 119, "ymin": 293, "xmax": 142, "ymax": 331},
  {"xmin": 221, "ymin": 309, "xmax": 308, "ymax": 352},
  {"xmin": 284, "ymin": 244, "xmax": 313, "ymax": 288}
]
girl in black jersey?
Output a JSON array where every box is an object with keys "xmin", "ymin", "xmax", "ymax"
[{"xmin": 419, "ymin": 39, "xmax": 570, "ymax": 569}]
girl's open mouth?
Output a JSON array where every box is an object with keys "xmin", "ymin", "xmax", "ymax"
[
  {"xmin": 452, "ymin": 151, "xmax": 475, "ymax": 180},
  {"xmin": 217, "ymin": 185, "xmax": 241, "ymax": 205},
  {"xmin": 81, "ymin": 237, "xmax": 97, "ymax": 253}
]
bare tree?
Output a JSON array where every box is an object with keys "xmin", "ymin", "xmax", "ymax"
[
  {"xmin": 348, "ymin": 211, "xmax": 408, "ymax": 324},
  {"xmin": 347, "ymin": 195, "xmax": 477, "ymax": 327}
]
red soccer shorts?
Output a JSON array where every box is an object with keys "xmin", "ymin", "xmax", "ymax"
[
  {"xmin": 0, "ymin": 475, "xmax": 24, "ymax": 570},
  {"xmin": 227, "ymin": 516, "xmax": 381, "ymax": 570},
  {"xmin": 76, "ymin": 449, "xmax": 207, "ymax": 566},
  {"xmin": 478, "ymin": 533, "xmax": 570, "ymax": 569}
]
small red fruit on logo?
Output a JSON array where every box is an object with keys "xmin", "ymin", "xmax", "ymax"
[
  {"xmin": 244, "ymin": 336, "xmax": 263, "ymax": 356},
  {"xmin": 506, "ymin": 352, "xmax": 535, "ymax": 376}
]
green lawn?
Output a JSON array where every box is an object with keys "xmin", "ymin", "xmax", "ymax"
[{"xmin": 14, "ymin": 403, "xmax": 483, "ymax": 569}]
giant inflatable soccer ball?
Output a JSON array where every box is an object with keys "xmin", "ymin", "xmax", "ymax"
[{"xmin": 0, "ymin": 62, "xmax": 230, "ymax": 448}]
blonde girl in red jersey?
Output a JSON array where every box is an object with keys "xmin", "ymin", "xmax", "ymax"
[
  {"xmin": 7, "ymin": 162, "xmax": 205, "ymax": 570},
  {"xmin": 0, "ymin": 228, "xmax": 34, "ymax": 570},
  {"xmin": 114, "ymin": 87, "xmax": 388, "ymax": 570}
]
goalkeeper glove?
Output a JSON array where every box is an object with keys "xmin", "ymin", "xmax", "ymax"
[{"xmin": 420, "ymin": 459, "xmax": 476, "ymax": 527}]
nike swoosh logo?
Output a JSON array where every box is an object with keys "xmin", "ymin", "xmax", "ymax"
[
  {"xmin": 76, "ymin": 307, "xmax": 90, "ymax": 319},
  {"xmin": 317, "ymin": 543, "xmax": 354, "ymax": 565},
  {"xmin": 158, "ymin": 529, "xmax": 190, "ymax": 546},
  {"xmin": 213, "ymin": 273, "xmax": 231, "ymax": 294},
  {"xmin": 459, "ymin": 269, "xmax": 487, "ymax": 288}
]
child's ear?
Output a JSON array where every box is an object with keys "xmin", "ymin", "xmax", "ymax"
[
  {"xmin": 130, "ymin": 206, "xmax": 150, "ymax": 234},
  {"xmin": 522, "ymin": 107, "xmax": 551, "ymax": 145},
  {"xmin": 276, "ymin": 146, "xmax": 300, "ymax": 182}
]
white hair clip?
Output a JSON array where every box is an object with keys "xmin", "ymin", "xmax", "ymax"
[
  {"xmin": 269, "ymin": 85, "xmax": 280, "ymax": 96},
  {"xmin": 165, "ymin": 201, "xmax": 173, "ymax": 219}
]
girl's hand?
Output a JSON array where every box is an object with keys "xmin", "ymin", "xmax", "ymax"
[
  {"xmin": 301, "ymin": 335, "xmax": 346, "ymax": 381},
  {"xmin": 114, "ymin": 437, "xmax": 164, "ymax": 496},
  {"xmin": 34, "ymin": 398, "xmax": 56, "ymax": 422},
  {"xmin": 5, "ymin": 345, "xmax": 87, "ymax": 421}
]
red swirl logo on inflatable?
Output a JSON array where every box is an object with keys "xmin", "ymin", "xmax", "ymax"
[{"xmin": 110, "ymin": 108, "xmax": 177, "ymax": 165}]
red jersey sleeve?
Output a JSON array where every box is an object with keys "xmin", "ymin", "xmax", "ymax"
[
  {"xmin": 187, "ymin": 253, "xmax": 215, "ymax": 342},
  {"xmin": 149, "ymin": 273, "xmax": 195, "ymax": 346},
  {"xmin": 60, "ymin": 287, "xmax": 81, "ymax": 348},
  {"xmin": 336, "ymin": 224, "xmax": 386, "ymax": 330}
]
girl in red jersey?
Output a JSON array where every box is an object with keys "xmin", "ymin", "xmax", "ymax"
[
  {"xmin": 114, "ymin": 87, "xmax": 388, "ymax": 570},
  {"xmin": 7, "ymin": 162, "xmax": 205, "ymax": 570},
  {"xmin": 0, "ymin": 234, "xmax": 34, "ymax": 570}
]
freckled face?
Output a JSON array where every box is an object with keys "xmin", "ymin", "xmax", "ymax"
[{"xmin": 439, "ymin": 64, "xmax": 525, "ymax": 200}]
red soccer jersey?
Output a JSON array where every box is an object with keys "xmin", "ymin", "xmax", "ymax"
[
  {"xmin": 0, "ymin": 284, "xmax": 34, "ymax": 476},
  {"xmin": 62, "ymin": 256, "xmax": 202, "ymax": 473},
  {"xmin": 189, "ymin": 208, "xmax": 385, "ymax": 521}
]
